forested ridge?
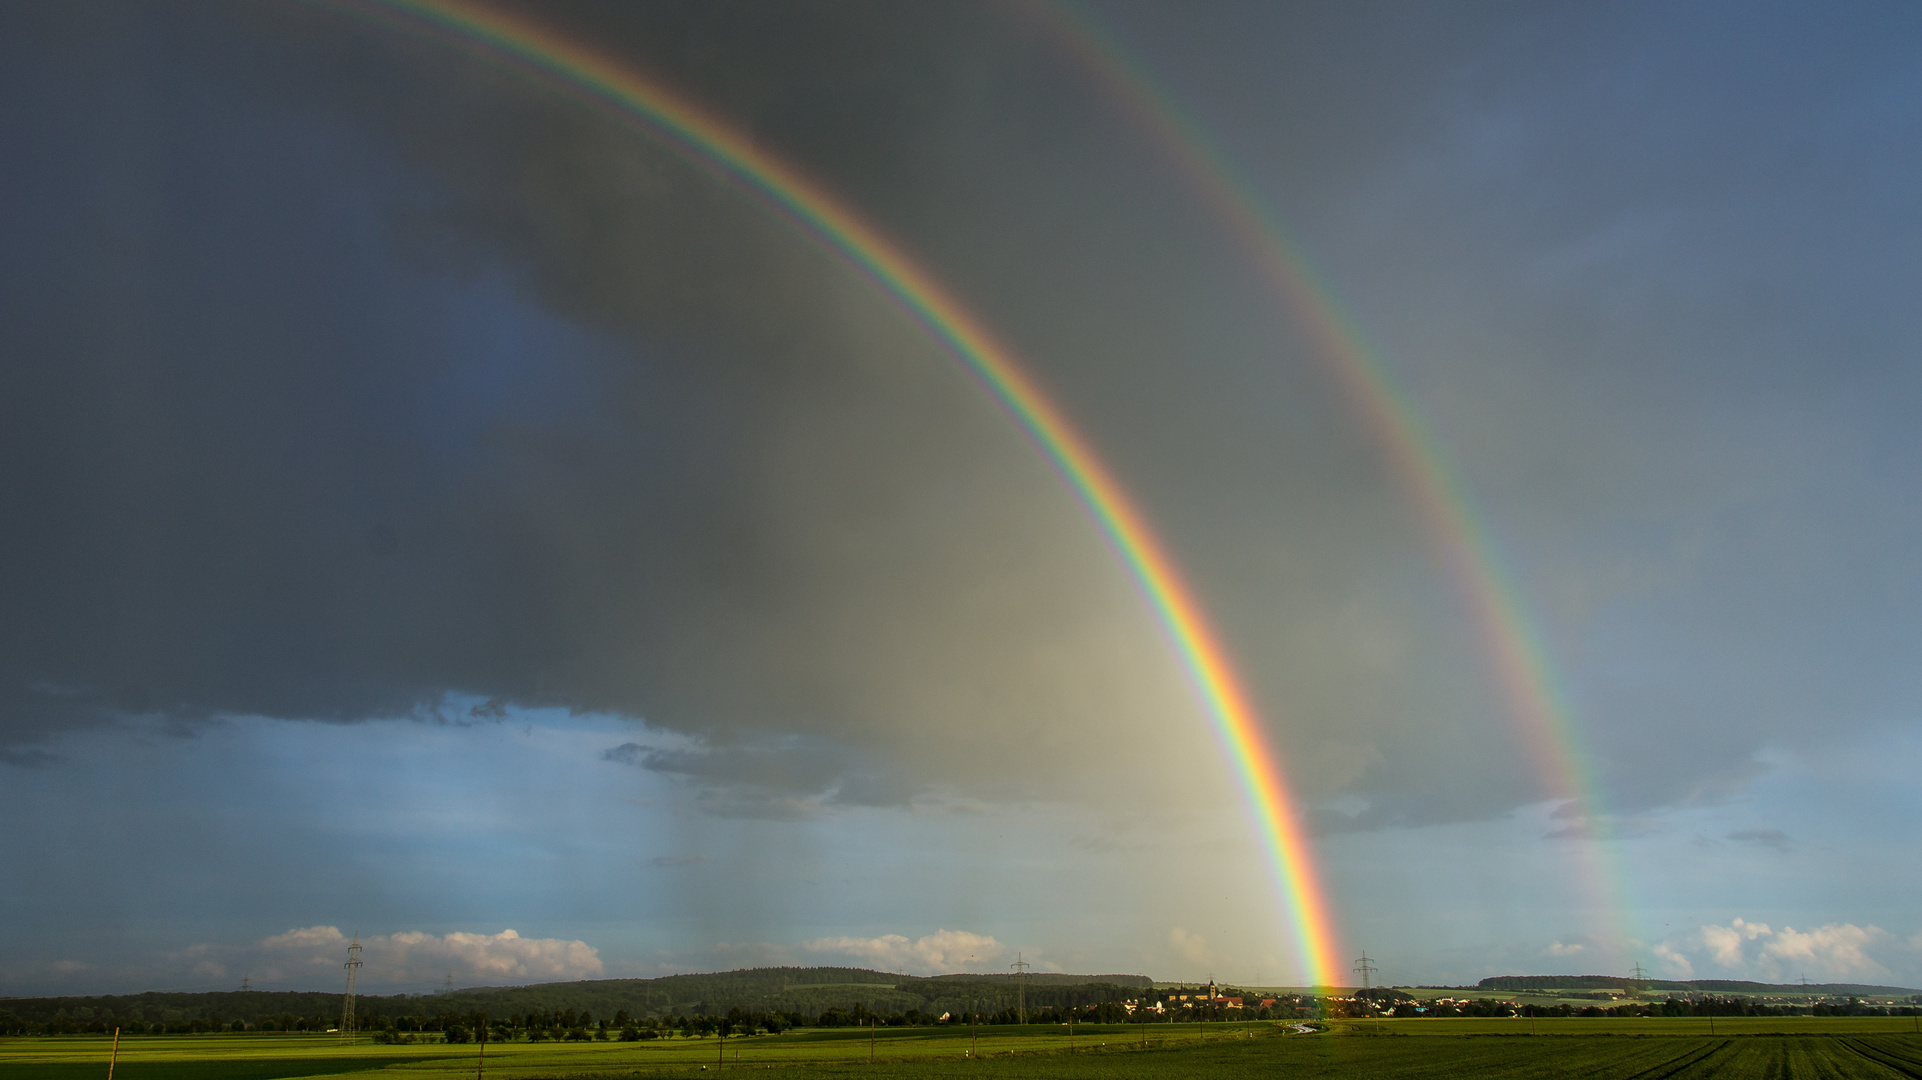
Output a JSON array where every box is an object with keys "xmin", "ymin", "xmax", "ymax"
[{"xmin": 0, "ymin": 967, "xmax": 1152, "ymax": 1032}]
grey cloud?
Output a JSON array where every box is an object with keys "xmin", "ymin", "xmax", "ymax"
[
  {"xmin": 469, "ymin": 699, "xmax": 510, "ymax": 721},
  {"xmin": 1727, "ymin": 829, "xmax": 1793, "ymax": 853},
  {"xmin": 828, "ymin": 773, "xmax": 919, "ymax": 808},
  {"xmin": 600, "ymin": 743, "xmax": 652, "ymax": 767},
  {"xmin": 0, "ymin": 746, "xmax": 58, "ymax": 768},
  {"xmin": 605, "ymin": 737, "xmax": 920, "ymax": 814}
]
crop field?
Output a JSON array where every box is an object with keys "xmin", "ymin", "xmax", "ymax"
[{"xmin": 5, "ymin": 1019, "xmax": 1922, "ymax": 1079}]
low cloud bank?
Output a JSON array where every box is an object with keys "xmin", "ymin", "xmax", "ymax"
[
  {"xmin": 184, "ymin": 926, "xmax": 602, "ymax": 988},
  {"xmin": 801, "ymin": 930, "xmax": 1001, "ymax": 975},
  {"xmin": 1666, "ymin": 918, "xmax": 1891, "ymax": 982}
]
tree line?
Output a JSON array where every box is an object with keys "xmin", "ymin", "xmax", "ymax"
[
  {"xmin": 0, "ymin": 968, "xmax": 1157, "ymax": 1034},
  {"xmin": 8, "ymin": 993, "xmax": 1916, "ymax": 1037}
]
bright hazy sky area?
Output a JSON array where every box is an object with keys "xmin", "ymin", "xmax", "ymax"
[{"xmin": 4, "ymin": 1, "xmax": 1922, "ymax": 996}]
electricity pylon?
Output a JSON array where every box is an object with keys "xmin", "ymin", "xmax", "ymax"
[
  {"xmin": 1353, "ymin": 953, "xmax": 1377, "ymax": 991},
  {"xmin": 1011, "ymin": 953, "xmax": 1030, "ymax": 1024},
  {"xmin": 339, "ymin": 935, "xmax": 362, "ymax": 1044}
]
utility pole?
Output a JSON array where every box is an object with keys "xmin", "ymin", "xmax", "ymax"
[
  {"xmin": 107, "ymin": 1027, "xmax": 120, "ymax": 1080},
  {"xmin": 1011, "ymin": 954, "xmax": 1030, "ymax": 1025},
  {"xmin": 339, "ymin": 935, "xmax": 362, "ymax": 1044}
]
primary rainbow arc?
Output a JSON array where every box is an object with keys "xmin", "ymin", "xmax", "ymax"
[{"xmin": 349, "ymin": 0, "xmax": 1342, "ymax": 987}]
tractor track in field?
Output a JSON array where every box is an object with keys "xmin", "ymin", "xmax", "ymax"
[
  {"xmin": 1618, "ymin": 1037, "xmax": 1731, "ymax": 1080},
  {"xmin": 1837, "ymin": 1036, "xmax": 1922, "ymax": 1078}
]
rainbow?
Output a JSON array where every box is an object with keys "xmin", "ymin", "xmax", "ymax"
[
  {"xmin": 1037, "ymin": 4, "xmax": 1639, "ymax": 963},
  {"xmin": 339, "ymin": 0, "xmax": 1343, "ymax": 986}
]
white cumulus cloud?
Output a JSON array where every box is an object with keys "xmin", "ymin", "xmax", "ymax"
[
  {"xmin": 1757, "ymin": 924, "xmax": 1888, "ymax": 982},
  {"xmin": 1546, "ymin": 942, "xmax": 1585, "ymax": 957},
  {"xmin": 244, "ymin": 926, "xmax": 601, "ymax": 986},
  {"xmin": 1699, "ymin": 917, "xmax": 1771, "ymax": 968},
  {"xmin": 1652, "ymin": 943, "xmax": 1694, "ymax": 979},
  {"xmin": 801, "ymin": 930, "xmax": 1001, "ymax": 975},
  {"xmin": 1681, "ymin": 919, "xmax": 1888, "ymax": 982},
  {"xmin": 1169, "ymin": 927, "xmax": 1211, "ymax": 965}
]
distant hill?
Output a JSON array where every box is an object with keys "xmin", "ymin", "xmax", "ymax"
[
  {"xmin": 917, "ymin": 973, "xmax": 1152, "ymax": 989},
  {"xmin": 1477, "ymin": 975, "xmax": 1921, "ymax": 997},
  {"xmin": 0, "ymin": 966, "xmax": 1152, "ymax": 1028},
  {"xmin": 425, "ymin": 967, "xmax": 1149, "ymax": 1018}
]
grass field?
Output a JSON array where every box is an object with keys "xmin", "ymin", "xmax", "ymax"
[{"xmin": 6, "ymin": 1018, "xmax": 1922, "ymax": 1079}]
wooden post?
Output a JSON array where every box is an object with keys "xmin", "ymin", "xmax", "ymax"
[
  {"xmin": 475, "ymin": 1024, "xmax": 486, "ymax": 1080},
  {"xmin": 718, "ymin": 1026, "xmax": 725, "ymax": 1069},
  {"xmin": 107, "ymin": 1027, "xmax": 120, "ymax": 1080},
  {"xmin": 869, "ymin": 1018, "xmax": 875, "ymax": 1063},
  {"xmin": 970, "ymin": 1012, "xmax": 977, "ymax": 1059}
]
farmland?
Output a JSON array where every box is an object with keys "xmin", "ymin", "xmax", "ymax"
[{"xmin": 6, "ymin": 1017, "xmax": 1922, "ymax": 1079}]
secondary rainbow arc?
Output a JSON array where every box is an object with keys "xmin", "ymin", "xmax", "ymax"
[
  {"xmin": 345, "ymin": 0, "xmax": 1343, "ymax": 986},
  {"xmin": 1040, "ymin": 3, "xmax": 1639, "ymax": 961}
]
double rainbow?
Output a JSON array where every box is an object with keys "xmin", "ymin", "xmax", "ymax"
[{"xmin": 345, "ymin": 0, "xmax": 1342, "ymax": 986}]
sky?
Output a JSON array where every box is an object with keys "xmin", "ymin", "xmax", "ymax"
[{"xmin": 3, "ymin": 0, "xmax": 1922, "ymax": 996}]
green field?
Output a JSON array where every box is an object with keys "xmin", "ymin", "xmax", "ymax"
[{"xmin": 6, "ymin": 1019, "xmax": 1922, "ymax": 1079}]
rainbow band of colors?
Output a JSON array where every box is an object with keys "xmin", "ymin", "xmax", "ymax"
[
  {"xmin": 343, "ymin": 0, "xmax": 1340, "ymax": 986},
  {"xmin": 1037, "ymin": 4, "xmax": 1637, "ymax": 961}
]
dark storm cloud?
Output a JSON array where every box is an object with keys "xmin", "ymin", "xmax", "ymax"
[
  {"xmin": 8, "ymin": 0, "xmax": 1918, "ymax": 839},
  {"xmin": 0, "ymin": 1, "xmax": 1211, "ymax": 807}
]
